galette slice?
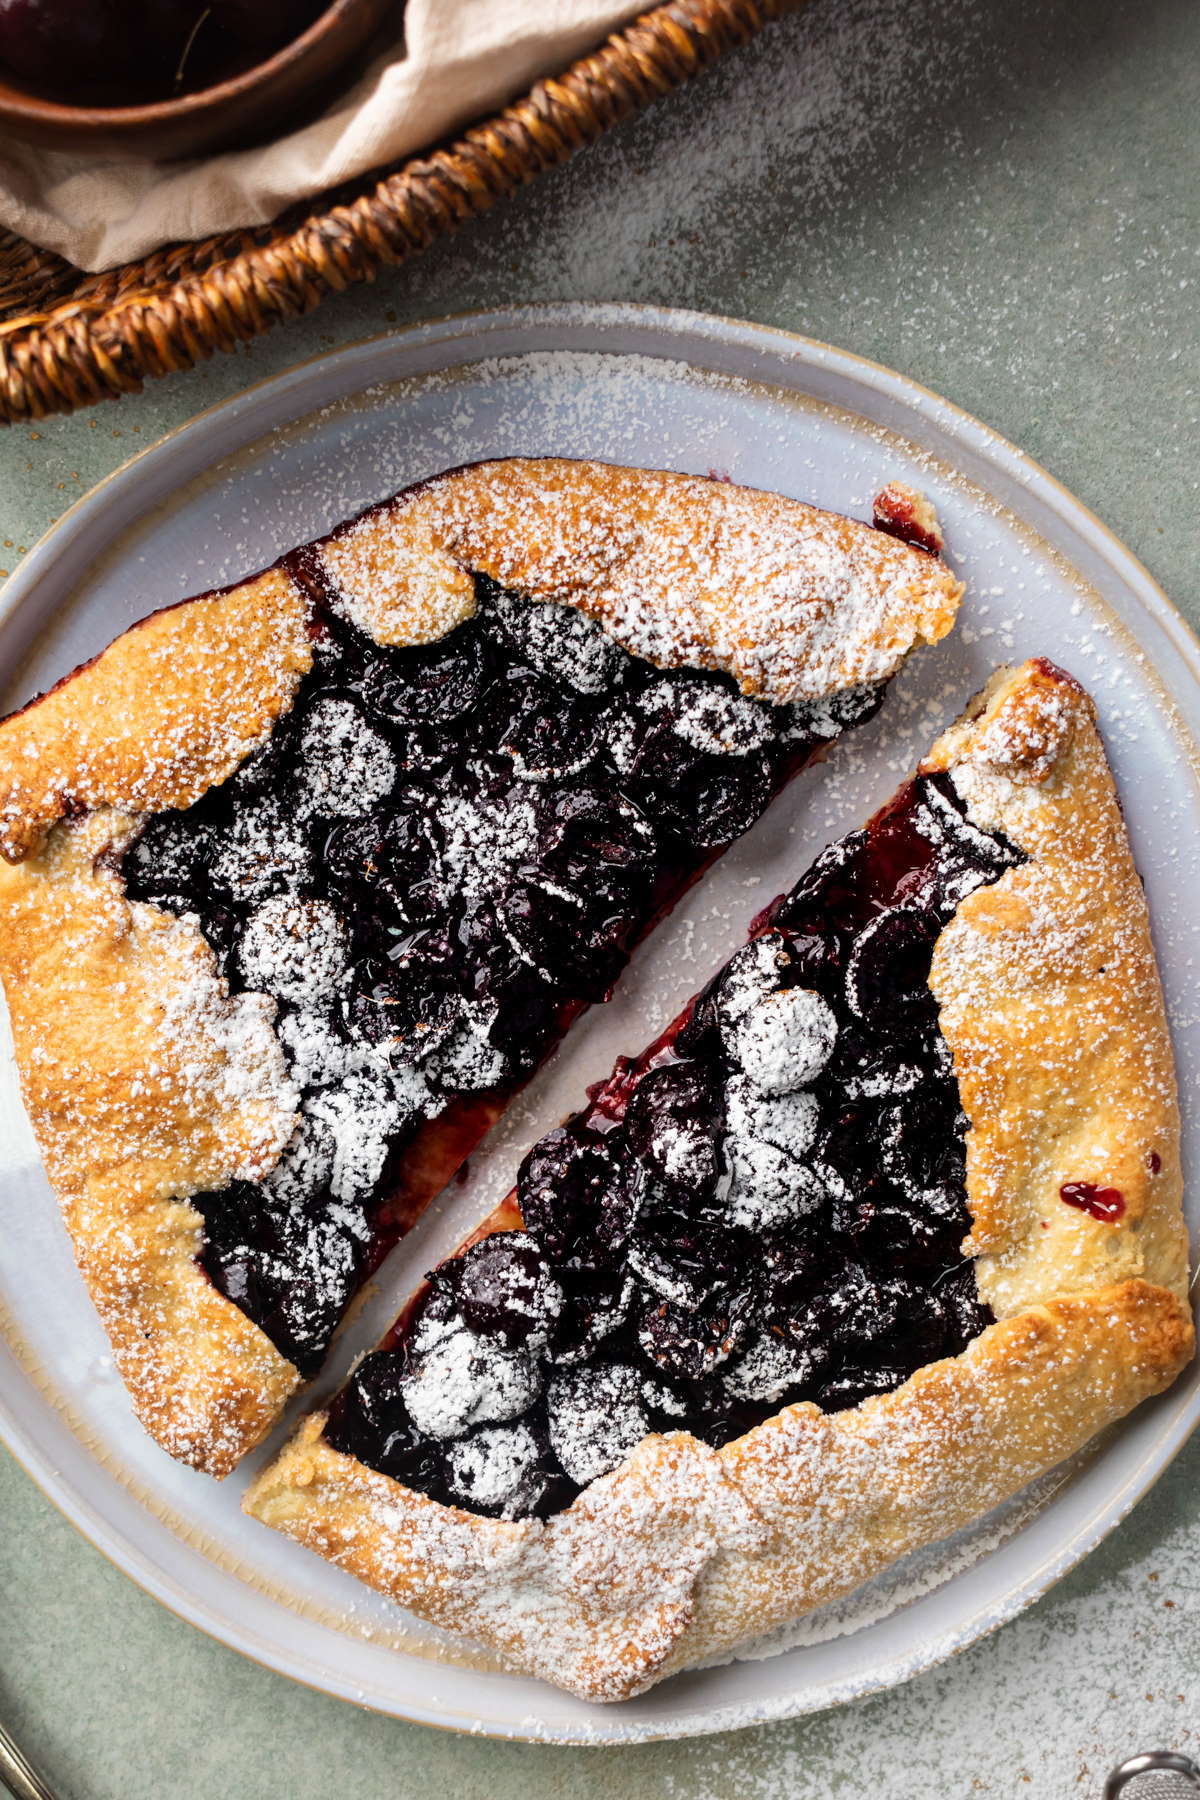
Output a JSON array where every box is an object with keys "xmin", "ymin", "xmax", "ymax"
[
  {"xmin": 0, "ymin": 458, "xmax": 962, "ymax": 1476},
  {"xmin": 245, "ymin": 659, "xmax": 1193, "ymax": 1702}
]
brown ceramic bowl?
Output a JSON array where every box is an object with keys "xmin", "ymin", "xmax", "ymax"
[{"xmin": 0, "ymin": 0, "xmax": 398, "ymax": 161}]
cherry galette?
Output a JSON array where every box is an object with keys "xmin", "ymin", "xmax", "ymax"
[{"xmin": 0, "ymin": 457, "xmax": 962, "ymax": 1473}]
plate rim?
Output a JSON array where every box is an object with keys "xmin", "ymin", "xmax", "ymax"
[{"xmin": 1, "ymin": 300, "xmax": 1197, "ymax": 1744}]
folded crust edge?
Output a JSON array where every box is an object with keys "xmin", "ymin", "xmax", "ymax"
[{"xmin": 243, "ymin": 1278, "xmax": 1191, "ymax": 1702}]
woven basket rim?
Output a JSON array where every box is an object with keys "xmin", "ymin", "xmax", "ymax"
[{"xmin": 0, "ymin": 0, "xmax": 787, "ymax": 425}]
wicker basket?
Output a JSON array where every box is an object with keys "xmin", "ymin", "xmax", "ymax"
[{"xmin": 0, "ymin": 0, "xmax": 784, "ymax": 425}]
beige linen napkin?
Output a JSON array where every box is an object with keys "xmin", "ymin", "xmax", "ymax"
[{"xmin": 0, "ymin": 0, "xmax": 644, "ymax": 272}]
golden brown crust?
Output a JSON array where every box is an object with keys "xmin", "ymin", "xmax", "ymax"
[
  {"xmin": 0, "ymin": 461, "xmax": 960, "ymax": 1477},
  {"xmin": 317, "ymin": 459, "xmax": 964, "ymax": 703},
  {"xmin": 0, "ymin": 466, "xmax": 961, "ymax": 865},
  {"xmin": 664, "ymin": 1279, "xmax": 1191, "ymax": 1684},
  {"xmin": 244, "ymin": 659, "xmax": 1192, "ymax": 1698},
  {"xmin": 245, "ymin": 1280, "xmax": 1191, "ymax": 1702},
  {"xmin": 0, "ymin": 809, "xmax": 300, "ymax": 1474},
  {"xmin": 0, "ymin": 569, "xmax": 312, "ymax": 862},
  {"xmin": 924, "ymin": 660, "xmax": 1189, "ymax": 1315}
]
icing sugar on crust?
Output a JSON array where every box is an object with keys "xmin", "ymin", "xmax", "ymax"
[
  {"xmin": 244, "ymin": 659, "xmax": 1192, "ymax": 1699},
  {"xmin": 316, "ymin": 459, "xmax": 964, "ymax": 703},
  {"xmin": 925, "ymin": 660, "xmax": 1190, "ymax": 1317},
  {"xmin": 0, "ymin": 569, "xmax": 312, "ymax": 863},
  {"xmin": 0, "ymin": 461, "xmax": 961, "ymax": 869},
  {"xmin": 248, "ymin": 1281, "xmax": 1188, "ymax": 1700},
  {"xmin": 0, "ymin": 810, "xmax": 300, "ymax": 1472}
]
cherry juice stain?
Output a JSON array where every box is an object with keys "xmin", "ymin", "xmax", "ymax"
[{"xmin": 1060, "ymin": 1181, "xmax": 1126, "ymax": 1223}]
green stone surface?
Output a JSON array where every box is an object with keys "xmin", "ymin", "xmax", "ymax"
[{"xmin": 1, "ymin": 0, "xmax": 1197, "ymax": 1793}]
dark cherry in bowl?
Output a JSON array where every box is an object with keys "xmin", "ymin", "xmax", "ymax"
[{"xmin": 0, "ymin": 0, "xmax": 397, "ymax": 160}]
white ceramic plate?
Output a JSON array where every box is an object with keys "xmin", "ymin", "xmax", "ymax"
[{"xmin": 1, "ymin": 305, "xmax": 1197, "ymax": 1743}]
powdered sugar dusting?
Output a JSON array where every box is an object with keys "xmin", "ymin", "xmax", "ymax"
[
  {"xmin": 489, "ymin": 587, "xmax": 626, "ymax": 695},
  {"xmin": 445, "ymin": 1422, "xmax": 541, "ymax": 1516},
  {"xmin": 724, "ymin": 987, "xmax": 838, "ymax": 1095},
  {"xmin": 4, "ymin": 73, "xmax": 1197, "ymax": 1714},
  {"xmin": 439, "ymin": 786, "xmax": 539, "ymax": 910},
  {"xmin": 308, "ymin": 1071, "xmax": 409, "ymax": 1205},
  {"xmin": 0, "ymin": 569, "xmax": 311, "ymax": 862},
  {"xmin": 145, "ymin": 903, "xmax": 299, "ymax": 1175},
  {"xmin": 211, "ymin": 799, "xmax": 316, "ymax": 902},
  {"xmin": 252, "ymin": 1285, "xmax": 1165, "ymax": 1710},
  {"xmin": 238, "ymin": 897, "xmax": 349, "ymax": 1010},
  {"xmin": 726, "ymin": 1080, "xmax": 820, "ymax": 1160},
  {"xmin": 296, "ymin": 698, "xmax": 398, "ymax": 818},
  {"xmin": 402, "ymin": 1330, "xmax": 539, "ymax": 1440},
  {"xmin": 547, "ymin": 1364, "xmax": 649, "ymax": 1487},
  {"xmin": 316, "ymin": 460, "xmax": 960, "ymax": 707}
]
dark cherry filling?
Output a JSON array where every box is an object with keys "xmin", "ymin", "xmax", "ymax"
[
  {"xmin": 121, "ymin": 567, "xmax": 881, "ymax": 1375},
  {"xmin": 326, "ymin": 772, "xmax": 1027, "ymax": 1520}
]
